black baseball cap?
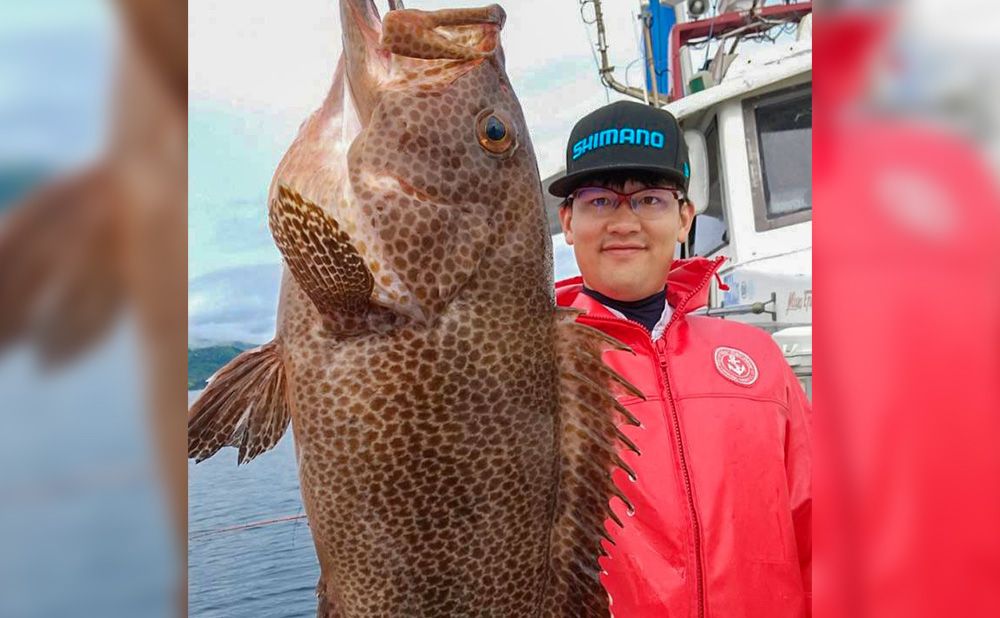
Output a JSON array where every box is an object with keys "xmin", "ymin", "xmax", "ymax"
[{"xmin": 548, "ymin": 100, "xmax": 690, "ymax": 197}]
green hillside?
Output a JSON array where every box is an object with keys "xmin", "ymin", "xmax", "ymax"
[{"xmin": 188, "ymin": 343, "xmax": 255, "ymax": 390}]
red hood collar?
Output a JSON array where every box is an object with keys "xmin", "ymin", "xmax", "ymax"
[{"xmin": 555, "ymin": 256, "xmax": 725, "ymax": 316}]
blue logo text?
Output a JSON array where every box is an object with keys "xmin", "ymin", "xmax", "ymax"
[{"xmin": 572, "ymin": 126, "xmax": 666, "ymax": 160}]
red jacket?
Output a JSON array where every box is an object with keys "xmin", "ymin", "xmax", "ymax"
[{"xmin": 556, "ymin": 257, "xmax": 811, "ymax": 618}]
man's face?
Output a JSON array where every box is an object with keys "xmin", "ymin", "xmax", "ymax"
[{"xmin": 558, "ymin": 178, "xmax": 695, "ymax": 301}]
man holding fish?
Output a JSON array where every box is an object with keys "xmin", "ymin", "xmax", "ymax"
[
  {"xmin": 550, "ymin": 100, "xmax": 812, "ymax": 617},
  {"xmin": 188, "ymin": 0, "xmax": 810, "ymax": 615}
]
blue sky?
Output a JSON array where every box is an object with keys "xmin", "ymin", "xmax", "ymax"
[
  {"xmin": 187, "ymin": 0, "xmax": 650, "ymax": 346},
  {"xmin": 187, "ymin": 101, "xmax": 297, "ymax": 345}
]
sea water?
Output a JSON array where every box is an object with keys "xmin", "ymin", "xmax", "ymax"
[{"xmin": 188, "ymin": 391, "xmax": 318, "ymax": 617}]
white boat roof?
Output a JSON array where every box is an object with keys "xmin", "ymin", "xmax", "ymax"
[
  {"xmin": 667, "ymin": 39, "xmax": 812, "ymax": 121},
  {"xmin": 718, "ymin": 246, "xmax": 811, "ymax": 278}
]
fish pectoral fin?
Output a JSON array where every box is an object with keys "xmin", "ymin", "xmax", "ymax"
[
  {"xmin": 543, "ymin": 308, "xmax": 643, "ymax": 616},
  {"xmin": 269, "ymin": 185, "xmax": 374, "ymax": 319},
  {"xmin": 188, "ymin": 340, "xmax": 290, "ymax": 465}
]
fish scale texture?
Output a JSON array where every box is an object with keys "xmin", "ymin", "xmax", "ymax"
[{"xmin": 189, "ymin": 4, "xmax": 633, "ymax": 616}]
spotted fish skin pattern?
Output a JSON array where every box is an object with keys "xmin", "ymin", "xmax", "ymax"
[{"xmin": 189, "ymin": 3, "xmax": 635, "ymax": 616}]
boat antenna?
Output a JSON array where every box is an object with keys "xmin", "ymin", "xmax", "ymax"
[{"xmin": 580, "ymin": 0, "xmax": 656, "ymax": 105}]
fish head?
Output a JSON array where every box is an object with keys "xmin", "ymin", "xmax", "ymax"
[{"xmin": 342, "ymin": 2, "xmax": 550, "ymax": 324}]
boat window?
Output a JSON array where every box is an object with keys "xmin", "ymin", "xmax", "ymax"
[
  {"xmin": 692, "ymin": 117, "xmax": 728, "ymax": 256},
  {"xmin": 745, "ymin": 86, "xmax": 812, "ymax": 231}
]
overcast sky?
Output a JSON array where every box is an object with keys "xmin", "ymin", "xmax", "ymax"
[
  {"xmin": 189, "ymin": 0, "xmax": 648, "ymax": 174},
  {"xmin": 188, "ymin": 0, "xmax": 654, "ymax": 345}
]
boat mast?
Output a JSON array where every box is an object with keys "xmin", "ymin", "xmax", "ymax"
[{"xmin": 586, "ymin": 0, "xmax": 653, "ymax": 103}]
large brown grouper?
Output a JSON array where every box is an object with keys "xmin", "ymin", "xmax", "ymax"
[{"xmin": 188, "ymin": 2, "xmax": 641, "ymax": 616}]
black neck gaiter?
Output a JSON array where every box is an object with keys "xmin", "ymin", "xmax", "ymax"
[{"xmin": 582, "ymin": 286, "xmax": 667, "ymax": 333}]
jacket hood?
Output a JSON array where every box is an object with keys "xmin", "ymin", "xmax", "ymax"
[{"xmin": 555, "ymin": 256, "xmax": 725, "ymax": 315}]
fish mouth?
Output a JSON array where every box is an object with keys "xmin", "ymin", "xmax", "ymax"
[
  {"xmin": 349, "ymin": 1, "xmax": 506, "ymax": 27},
  {"xmin": 342, "ymin": 2, "xmax": 506, "ymax": 122},
  {"xmin": 381, "ymin": 4, "xmax": 506, "ymax": 60}
]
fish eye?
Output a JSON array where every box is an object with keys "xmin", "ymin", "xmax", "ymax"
[
  {"xmin": 476, "ymin": 109, "xmax": 516, "ymax": 157},
  {"xmin": 485, "ymin": 116, "xmax": 506, "ymax": 141}
]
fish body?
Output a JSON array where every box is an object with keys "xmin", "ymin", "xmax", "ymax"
[{"xmin": 189, "ymin": 3, "xmax": 638, "ymax": 616}]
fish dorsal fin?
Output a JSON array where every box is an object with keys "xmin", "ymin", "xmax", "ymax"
[
  {"xmin": 542, "ymin": 308, "xmax": 643, "ymax": 617},
  {"xmin": 188, "ymin": 341, "xmax": 290, "ymax": 465}
]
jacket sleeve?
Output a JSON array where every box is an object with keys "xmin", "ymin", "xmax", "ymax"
[{"xmin": 782, "ymin": 359, "xmax": 812, "ymax": 610}]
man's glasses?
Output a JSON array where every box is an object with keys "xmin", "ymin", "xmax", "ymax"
[{"xmin": 569, "ymin": 186, "xmax": 686, "ymax": 220}]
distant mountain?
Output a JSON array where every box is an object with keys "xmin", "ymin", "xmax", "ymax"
[{"xmin": 188, "ymin": 342, "xmax": 256, "ymax": 390}]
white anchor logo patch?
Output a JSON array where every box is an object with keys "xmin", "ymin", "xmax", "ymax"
[{"xmin": 713, "ymin": 347, "xmax": 759, "ymax": 386}]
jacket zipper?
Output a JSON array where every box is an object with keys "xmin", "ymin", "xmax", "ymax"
[
  {"xmin": 658, "ymin": 354, "xmax": 704, "ymax": 618},
  {"xmin": 580, "ymin": 257, "xmax": 723, "ymax": 618}
]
